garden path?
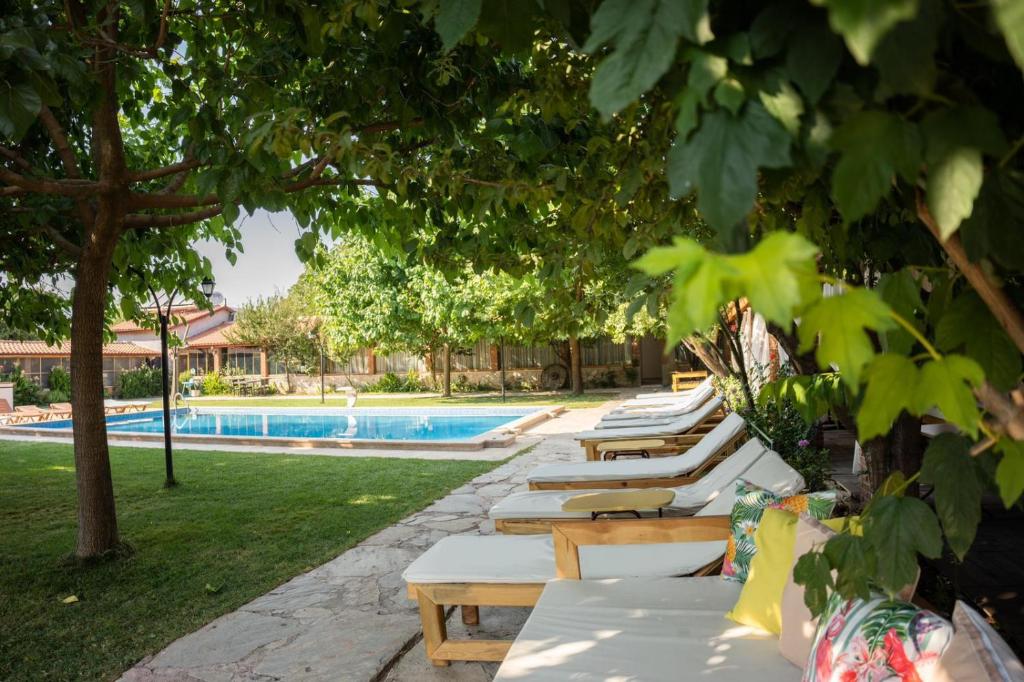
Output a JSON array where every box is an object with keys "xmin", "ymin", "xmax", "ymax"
[{"xmin": 119, "ymin": 402, "xmax": 614, "ymax": 682}]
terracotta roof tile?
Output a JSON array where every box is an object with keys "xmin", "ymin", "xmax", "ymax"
[
  {"xmin": 0, "ymin": 340, "xmax": 159, "ymax": 357},
  {"xmin": 111, "ymin": 305, "xmax": 231, "ymax": 333},
  {"xmin": 185, "ymin": 321, "xmax": 246, "ymax": 348}
]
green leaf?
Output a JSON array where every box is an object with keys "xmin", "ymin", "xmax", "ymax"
[
  {"xmin": 864, "ymin": 494, "xmax": 942, "ymax": 595},
  {"xmin": 750, "ymin": 2, "xmax": 798, "ymax": 58},
  {"xmin": 823, "ymin": 533, "xmax": 875, "ymax": 601},
  {"xmin": 992, "ymin": 0, "xmax": 1024, "ymax": 71},
  {"xmin": 675, "ymin": 49, "xmax": 728, "ymax": 138},
  {"xmin": 633, "ymin": 238, "xmax": 704, "ymax": 276},
  {"xmin": 436, "ymin": 0, "xmax": 482, "ymax": 51},
  {"xmin": 922, "ymin": 106, "xmax": 1007, "ymax": 240},
  {"xmin": 876, "ymin": 270, "xmax": 922, "ymax": 355},
  {"xmin": 960, "ymin": 168, "xmax": 1024, "ymax": 271},
  {"xmin": 935, "ymin": 291, "xmax": 1021, "ymax": 391},
  {"xmin": 667, "ymin": 101, "xmax": 791, "ymax": 232},
  {"xmin": 477, "ymin": 0, "xmax": 536, "ymax": 53},
  {"xmin": 0, "ymin": 81, "xmax": 42, "ymax": 141},
  {"xmin": 916, "ymin": 355, "xmax": 985, "ymax": 437},
  {"xmin": 785, "ymin": 24, "xmax": 844, "ymax": 105},
  {"xmin": 758, "ymin": 79, "xmax": 804, "ymax": 137},
  {"xmin": 731, "ymin": 231, "xmax": 819, "ymax": 326},
  {"xmin": 798, "ymin": 287, "xmax": 895, "ymax": 389},
  {"xmin": 586, "ymin": 0, "xmax": 712, "ymax": 118},
  {"xmin": 920, "ymin": 433, "xmax": 983, "ymax": 560},
  {"xmin": 871, "ymin": 0, "xmax": 941, "ymax": 97},
  {"xmin": 857, "ymin": 353, "xmax": 920, "ymax": 440},
  {"xmin": 830, "ymin": 111, "xmax": 921, "ymax": 223},
  {"xmin": 810, "ymin": 0, "xmax": 918, "ymax": 65},
  {"xmin": 793, "ymin": 549, "xmax": 834, "ymax": 616},
  {"xmin": 713, "ymin": 78, "xmax": 745, "ymax": 114},
  {"xmin": 995, "ymin": 439, "xmax": 1024, "ymax": 508}
]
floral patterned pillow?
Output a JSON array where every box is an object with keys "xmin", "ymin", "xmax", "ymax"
[
  {"xmin": 804, "ymin": 591, "xmax": 953, "ymax": 682},
  {"xmin": 722, "ymin": 480, "xmax": 836, "ymax": 583}
]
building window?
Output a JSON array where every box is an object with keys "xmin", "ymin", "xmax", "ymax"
[{"xmin": 225, "ymin": 349, "xmax": 260, "ymax": 375}]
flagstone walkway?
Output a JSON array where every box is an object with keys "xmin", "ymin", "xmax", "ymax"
[{"xmin": 120, "ymin": 403, "xmax": 613, "ymax": 682}]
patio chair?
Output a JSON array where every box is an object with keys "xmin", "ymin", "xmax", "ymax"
[
  {"xmin": 47, "ymin": 403, "xmax": 73, "ymax": 419},
  {"xmin": 103, "ymin": 399, "xmax": 130, "ymax": 415},
  {"xmin": 526, "ymin": 411, "xmax": 748, "ymax": 490},
  {"xmin": 616, "ymin": 376, "xmax": 715, "ymax": 407},
  {"xmin": 578, "ymin": 396, "xmax": 726, "ymax": 461},
  {"xmin": 490, "ymin": 439, "xmax": 802, "ymax": 534},
  {"xmin": 598, "ymin": 381, "xmax": 716, "ymax": 424},
  {"xmin": 405, "ymin": 516, "xmax": 730, "ymax": 667},
  {"xmin": 14, "ymin": 405, "xmax": 64, "ymax": 422}
]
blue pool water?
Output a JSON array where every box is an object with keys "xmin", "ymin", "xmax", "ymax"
[{"xmin": 25, "ymin": 408, "xmax": 530, "ymax": 442}]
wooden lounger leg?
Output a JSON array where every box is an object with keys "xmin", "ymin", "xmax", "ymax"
[
  {"xmin": 460, "ymin": 605, "xmax": 479, "ymax": 625},
  {"xmin": 417, "ymin": 591, "xmax": 451, "ymax": 667}
]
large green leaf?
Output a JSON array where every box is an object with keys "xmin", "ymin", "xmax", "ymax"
[
  {"xmin": 876, "ymin": 270, "xmax": 923, "ymax": 355},
  {"xmin": 436, "ymin": 0, "xmax": 482, "ymax": 51},
  {"xmin": 0, "ymin": 81, "xmax": 41, "ymax": 142},
  {"xmin": 857, "ymin": 353, "xmax": 920, "ymax": 440},
  {"xmin": 675, "ymin": 49, "xmax": 728, "ymax": 138},
  {"xmin": 864, "ymin": 494, "xmax": 942, "ymax": 595},
  {"xmin": 810, "ymin": 0, "xmax": 918, "ymax": 65},
  {"xmin": 798, "ymin": 287, "xmax": 895, "ymax": 389},
  {"xmin": 667, "ymin": 101, "xmax": 791, "ymax": 232},
  {"xmin": 935, "ymin": 291, "xmax": 1021, "ymax": 391},
  {"xmin": 995, "ymin": 439, "xmax": 1024, "ymax": 508},
  {"xmin": 992, "ymin": 0, "xmax": 1024, "ymax": 71},
  {"xmin": 823, "ymin": 533, "xmax": 875, "ymax": 600},
  {"xmin": 731, "ymin": 231, "xmax": 819, "ymax": 326},
  {"xmin": 785, "ymin": 24, "xmax": 843, "ymax": 105},
  {"xmin": 960, "ymin": 168, "xmax": 1024, "ymax": 271},
  {"xmin": 916, "ymin": 355, "xmax": 985, "ymax": 437},
  {"xmin": 585, "ymin": 0, "xmax": 712, "ymax": 118},
  {"xmin": 920, "ymin": 434, "xmax": 983, "ymax": 560},
  {"xmin": 871, "ymin": 0, "xmax": 940, "ymax": 97},
  {"xmin": 793, "ymin": 549, "xmax": 834, "ymax": 615},
  {"xmin": 830, "ymin": 111, "xmax": 921, "ymax": 223}
]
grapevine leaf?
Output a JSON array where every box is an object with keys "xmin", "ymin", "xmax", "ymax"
[
  {"xmin": 0, "ymin": 81, "xmax": 42, "ymax": 141},
  {"xmin": 871, "ymin": 0, "xmax": 941, "ymax": 97},
  {"xmin": 793, "ymin": 549, "xmax": 834, "ymax": 616},
  {"xmin": 920, "ymin": 434, "xmax": 983, "ymax": 560},
  {"xmin": 864, "ymin": 494, "xmax": 942, "ymax": 595},
  {"xmin": 992, "ymin": 0, "xmax": 1024, "ymax": 71},
  {"xmin": 674, "ymin": 49, "xmax": 728, "ymax": 138},
  {"xmin": 857, "ymin": 354, "xmax": 920, "ymax": 440},
  {"xmin": 995, "ymin": 439, "xmax": 1024, "ymax": 508},
  {"xmin": 732, "ymin": 232, "xmax": 820, "ymax": 326},
  {"xmin": 585, "ymin": 0, "xmax": 712, "ymax": 118},
  {"xmin": 798, "ymin": 288, "xmax": 895, "ymax": 389},
  {"xmin": 809, "ymin": 0, "xmax": 918, "ymax": 65},
  {"xmin": 830, "ymin": 111, "xmax": 921, "ymax": 223},
  {"xmin": 934, "ymin": 291, "xmax": 1021, "ymax": 391},
  {"xmin": 785, "ymin": 24, "xmax": 843, "ymax": 105},
  {"xmin": 667, "ymin": 101, "xmax": 791, "ymax": 233},
  {"xmin": 435, "ymin": 0, "xmax": 482, "ymax": 51},
  {"xmin": 823, "ymin": 533, "xmax": 875, "ymax": 601},
  {"xmin": 916, "ymin": 355, "xmax": 985, "ymax": 437},
  {"xmin": 876, "ymin": 270, "xmax": 922, "ymax": 355}
]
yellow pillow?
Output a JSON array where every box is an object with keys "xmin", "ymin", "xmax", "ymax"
[{"xmin": 726, "ymin": 511, "xmax": 853, "ymax": 634}]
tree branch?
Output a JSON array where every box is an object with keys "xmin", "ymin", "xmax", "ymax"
[
  {"xmin": 917, "ymin": 194, "xmax": 1024, "ymax": 355},
  {"xmin": 0, "ymin": 145, "xmax": 34, "ymax": 173},
  {"xmin": 128, "ymin": 158, "xmax": 204, "ymax": 183},
  {"xmin": 0, "ymin": 168, "xmax": 104, "ymax": 197},
  {"xmin": 38, "ymin": 106, "xmax": 82, "ymax": 179},
  {"xmin": 124, "ymin": 205, "xmax": 224, "ymax": 229},
  {"xmin": 41, "ymin": 225, "xmax": 83, "ymax": 258}
]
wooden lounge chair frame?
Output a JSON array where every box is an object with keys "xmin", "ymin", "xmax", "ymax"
[
  {"xmin": 580, "ymin": 405, "xmax": 726, "ymax": 462},
  {"xmin": 671, "ymin": 369, "xmax": 708, "ymax": 392},
  {"xmin": 14, "ymin": 405, "xmax": 63, "ymax": 422},
  {"xmin": 409, "ymin": 515, "xmax": 730, "ymax": 667},
  {"xmin": 529, "ymin": 428, "xmax": 747, "ymax": 491}
]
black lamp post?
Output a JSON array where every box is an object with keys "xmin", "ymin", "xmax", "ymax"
[{"xmin": 143, "ymin": 276, "xmax": 215, "ymax": 487}]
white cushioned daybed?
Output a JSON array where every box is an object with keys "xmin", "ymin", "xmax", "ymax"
[
  {"xmin": 578, "ymin": 396, "xmax": 724, "ymax": 439},
  {"xmin": 600, "ymin": 383, "xmax": 716, "ymax": 423}
]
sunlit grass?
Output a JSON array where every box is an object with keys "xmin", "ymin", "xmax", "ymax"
[{"xmin": 0, "ymin": 441, "xmax": 499, "ymax": 681}]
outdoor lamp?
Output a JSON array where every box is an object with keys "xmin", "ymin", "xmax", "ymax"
[{"xmin": 201, "ymin": 277, "xmax": 215, "ymax": 298}]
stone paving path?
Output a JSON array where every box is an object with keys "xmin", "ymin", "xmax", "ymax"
[{"xmin": 121, "ymin": 404, "xmax": 611, "ymax": 682}]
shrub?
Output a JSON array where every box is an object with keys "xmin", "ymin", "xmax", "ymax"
[
  {"xmin": 177, "ymin": 369, "xmax": 193, "ymax": 389},
  {"xmin": 48, "ymin": 366, "xmax": 71, "ymax": 395},
  {"xmin": 45, "ymin": 389, "xmax": 70, "ymax": 404},
  {"xmin": 585, "ymin": 370, "xmax": 618, "ymax": 389},
  {"xmin": 0, "ymin": 366, "xmax": 44, "ymax": 405},
  {"xmin": 740, "ymin": 398, "xmax": 831, "ymax": 492},
  {"xmin": 451, "ymin": 374, "xmax": 491, "ymax": 392},
  {"xmin": 201, "ymin": 371, "xmax": 233, "ymax": 395},
  {"xmin": 361, "ymin": 371, "xmax": 432, "ymax": 393},
  {"xmin": 118, "ymin": 366, "xmax": 163, "ymax": 399}
]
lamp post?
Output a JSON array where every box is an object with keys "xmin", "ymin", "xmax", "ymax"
[
  {"xmin": 308, "ymin": 328, "xmax": 325, "ymax": 404},
  {"xmin": 142, "ymin": 276, "xmax": 215, "ymax": 487}
]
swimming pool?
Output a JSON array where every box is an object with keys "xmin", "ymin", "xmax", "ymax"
[{"xmin": 14, "ymin": 406, "xmax": 556, "ymax": 450}]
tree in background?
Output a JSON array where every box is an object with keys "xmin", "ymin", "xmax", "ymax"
[
  {"xmin": 0, "ymin": 1, "xmax": 533, "ymax": 558},
  {"xmin": 228, "ymin": 295, "xmax": 317, "ymax": 392}
]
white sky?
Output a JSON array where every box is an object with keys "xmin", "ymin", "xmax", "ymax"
[{"xmin": 192, "ymin": 210, "xmax": 312, "ymax": 307}]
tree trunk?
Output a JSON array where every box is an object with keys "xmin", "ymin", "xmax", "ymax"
[
  {"xmin": 70, "ymin": 226, "xmax": 120, "ymax": 559},
  {"xmin": 859, "ymin": 412, "xmax": 923, "ymax": 501},
  {"xmin": 569, "ymin": 335, "xmax": 583, "ymax": 395},
  {"xmin": 683, "ymin": 336, "xmax": 731, "ymax": 378},
  {"xmin": 442, "ymin": 343, "xmax": 452, "ymax": 397}
]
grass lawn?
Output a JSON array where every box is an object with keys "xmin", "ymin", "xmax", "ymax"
[
  {"xmin": 0, "ymin": 442, "xmax": 499, "ymax": 681},
  {"xmin": 172, "ymin": 392, "xmax": 617, "ymax": 409}
]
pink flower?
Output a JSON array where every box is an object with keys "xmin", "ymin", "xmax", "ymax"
[{"xmin": 798, "ymin": 439, "xmax": 810, "ymax": 448}]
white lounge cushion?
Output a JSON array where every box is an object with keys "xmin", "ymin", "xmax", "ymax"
[
  {"xmin": 576, "ymin": 396, "xmax": 723, "ymax": 440},
  {"xmin": 490, "ymin": 439, "xmax": 769, "ymax": 520},
  {"xmin": 402, "ymin": 535, "xmax": 726, "ymax": 584},
  {"xmin": 602, "ymin": 384, "xmax": 715, "ymax": 422},
  {"xmin": 526, "ymin": 413, "xmax": 747, "ymax": 484},
  {"xmin": 621, "ymin": 377, "xmax": 715, "ymax": 405},
  {"xmin": 493, "ymin": 577, "xmax": 800, "ymax": 682}
]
